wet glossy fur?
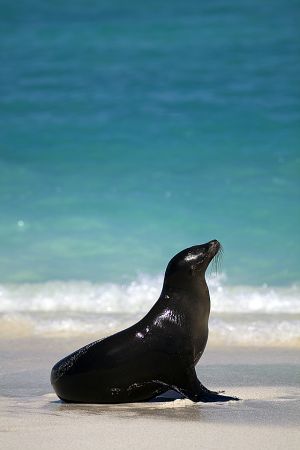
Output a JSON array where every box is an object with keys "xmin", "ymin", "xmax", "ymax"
[{"xmin": 51, "ymin": 240, "xmax": 238, "ymax": 403}]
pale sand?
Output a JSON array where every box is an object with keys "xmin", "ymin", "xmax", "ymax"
[{"xmin": 1, "ymin": 337, "xmax": 299, "ymax": 450}]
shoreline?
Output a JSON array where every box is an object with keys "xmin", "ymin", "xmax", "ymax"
[
  {"xmin": 1, "ymin": 337, "xmax": 299, "ymax": 449},
  {"xmin": 1, "ymin": 389, "xmax": 299, "ymax": 450}
]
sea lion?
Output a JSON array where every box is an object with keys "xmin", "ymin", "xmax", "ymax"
[{"xmin": 51, "ymin": 240, "xmax": 238, "ymax": 403}]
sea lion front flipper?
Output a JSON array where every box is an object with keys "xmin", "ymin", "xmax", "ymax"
[
  {"xmin": 194, "ymin": 390, "xmax": 239, "ymax": 402},
  {"xmin": 172, "ymin": 369, "xmax": 239, "ymax": 403}
]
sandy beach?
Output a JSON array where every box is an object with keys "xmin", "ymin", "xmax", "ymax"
[{"xmin": 1, "ymin": 337, "xmax": 299, "ymax": 450}]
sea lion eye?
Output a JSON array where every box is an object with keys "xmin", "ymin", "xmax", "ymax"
[{"xmin": 185, "ymin": 253, "xmax": 198, "ymax": 262}]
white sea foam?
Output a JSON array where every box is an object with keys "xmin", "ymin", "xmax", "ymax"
[
  {"xmin": 0, "ymin": 275, "xmax": 163, "ymax": 314},
  {"xmin": 0, "ymin": 274, "xmax": 299, "ymax": 345},
  {"xmin": 0, "ymin": 273, "xmax": 299, "ymax": 314}
]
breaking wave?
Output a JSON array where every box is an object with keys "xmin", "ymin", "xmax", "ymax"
[{"xmin": 0, "ymin": 273, "xmax": 299, "ymax": 346}]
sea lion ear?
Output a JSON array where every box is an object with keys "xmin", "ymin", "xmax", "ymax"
[{"xmin": 189, "ymin": 265, "xmax": 196, "ymax": 275}]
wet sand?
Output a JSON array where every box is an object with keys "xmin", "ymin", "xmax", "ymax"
[{"xmin": 1, "ymin": 337, "xmax": 299, "ymax": 449}]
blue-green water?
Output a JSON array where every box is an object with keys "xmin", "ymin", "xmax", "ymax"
[{"xmin": 1, "ymin": 0, "xmax": 299, "ymax": 286}]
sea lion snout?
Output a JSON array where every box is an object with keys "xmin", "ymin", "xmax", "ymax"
[{"xmin": 208, "ymin": 239, "xmax": 220, "ymax": 253}]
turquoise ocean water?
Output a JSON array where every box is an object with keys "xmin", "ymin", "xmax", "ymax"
[{"xmin": 0, "ymin": 0, "xmax": 299, "ymax": 343}]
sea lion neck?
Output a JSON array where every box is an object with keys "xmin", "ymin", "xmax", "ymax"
[{"xmin": 162, "ymin": 275, "xmax": 209, "ymax": 300}]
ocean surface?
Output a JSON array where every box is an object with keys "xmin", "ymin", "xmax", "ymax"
[{"xmin": 0, "ymin": 0, "xmax": 299, "ymax": 344}]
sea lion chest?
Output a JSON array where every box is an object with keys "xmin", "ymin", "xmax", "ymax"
[{"xmin": 143, "ymin": 288, "xmax": 210, "ymax": 365}]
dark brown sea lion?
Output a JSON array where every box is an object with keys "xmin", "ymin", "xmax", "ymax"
[{"xmin": 51, "ymin": 240, "xmax": 238, "ymax": 403}]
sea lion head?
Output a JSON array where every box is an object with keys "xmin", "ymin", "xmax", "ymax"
[{"xmin": 163, "ymin": 240, "xmax": 221, "ymax": 288}]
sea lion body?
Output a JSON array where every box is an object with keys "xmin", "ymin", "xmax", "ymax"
[{"xmin": 51, "ymin": 240, "xmax": 237, "ymax": 403}]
